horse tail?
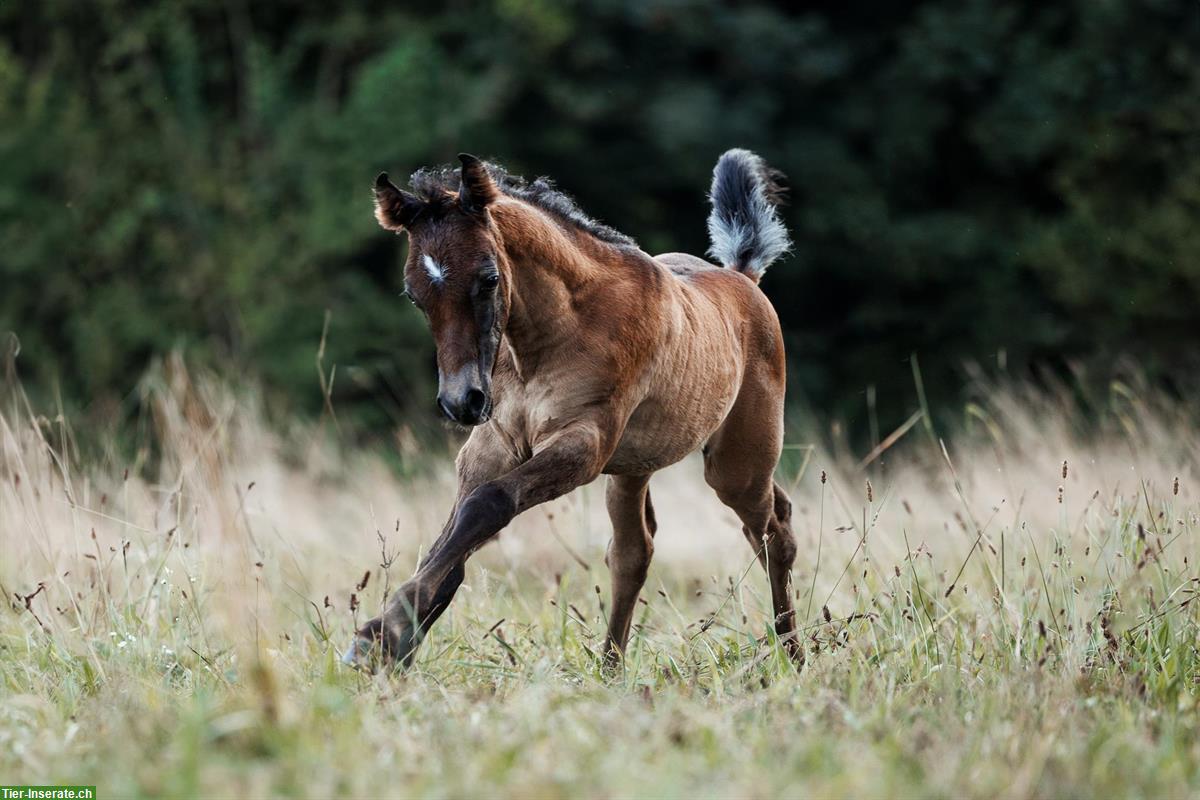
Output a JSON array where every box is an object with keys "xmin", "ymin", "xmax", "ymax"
[{"xmin": 705, "ymin": 149, "xmax": 792, "ymax": 283}]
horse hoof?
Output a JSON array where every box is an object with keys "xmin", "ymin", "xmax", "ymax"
[{"xmin": 340, "ymin": 637, "xmax": 374, "ymax": 671}]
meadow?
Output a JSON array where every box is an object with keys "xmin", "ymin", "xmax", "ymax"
[{"xmin": 2, "ymin": 357, "xmax": 1199, "ymax": 798}]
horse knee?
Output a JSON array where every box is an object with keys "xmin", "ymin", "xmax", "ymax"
[
  {"xmin": 460, "ymin": 482, "xmax": 518, "ymax": 532},
  {"xmin": 610, "ymin": 532, "xmax": 653, "ymax": 579}
]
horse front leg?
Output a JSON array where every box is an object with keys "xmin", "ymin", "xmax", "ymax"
[
  {"xmin": 342, "ymin": 425, "xmax": 517, "ymax": 670},
  {"xmin": 344, "ymin": 421, "xmax": 610, "ymax": 671}
]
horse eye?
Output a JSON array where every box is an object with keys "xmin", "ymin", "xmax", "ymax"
[{"xmin": 480, "ymin": 273, "xmax": 500, "ymax": 290}]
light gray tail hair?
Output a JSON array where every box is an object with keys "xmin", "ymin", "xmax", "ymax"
[{"xmin": 706, "ymin": 148, "xmax": 792, "ymax": 281}]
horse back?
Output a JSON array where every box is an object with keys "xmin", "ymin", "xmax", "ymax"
[{"xmin": 651, "ymin": 252, "xmax": 785, "ymax": 374}]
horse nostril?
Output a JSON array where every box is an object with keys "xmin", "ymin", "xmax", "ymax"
[
  {"xmin": 437, "ymin": 390, "xmax": 486, "ymax": 424},
  {"xmin": 464, "ymin": 388, "xmax": 487, "ymax": 417}
]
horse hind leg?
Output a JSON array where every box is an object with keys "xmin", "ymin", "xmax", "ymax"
[
  {"xmin": 702, "ymin": 407, "xmax": 801, "ymax": 662},
  {"xmin": 602, "ymin": 473, "xmax": 656, "ymax": 668}
]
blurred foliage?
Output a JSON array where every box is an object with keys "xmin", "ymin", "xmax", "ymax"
[{"xmin": 2, "ymin": 0, "xmax": 1198, "ymax": 439}]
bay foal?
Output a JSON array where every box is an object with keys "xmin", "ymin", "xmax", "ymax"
[{"xmin": 345, "ymin": 150, "xmax": 798, "ymax": 670}]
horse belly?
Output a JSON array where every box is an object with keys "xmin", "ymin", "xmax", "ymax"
[{"xmin": 604, "ymin": 377, "xmax": 739, "ymax": 475}]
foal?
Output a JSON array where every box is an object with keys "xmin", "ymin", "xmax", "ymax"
[{"xmin": 344, "ymin": 149, "xmax": 798, "ymax": 670}]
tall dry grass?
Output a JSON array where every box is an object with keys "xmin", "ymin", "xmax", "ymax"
[{"xmin": 2, "ymin": 351, "xmax": 1199, "ymax": 797}]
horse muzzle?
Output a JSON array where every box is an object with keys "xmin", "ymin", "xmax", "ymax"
[{"xmin": 437, "ymin": 379, "xmax": 491, "ymax": 426}]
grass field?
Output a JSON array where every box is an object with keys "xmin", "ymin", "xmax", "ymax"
[{"xmin": 3, "ymin": 362, "xmax": 1199, "ymax": 798}]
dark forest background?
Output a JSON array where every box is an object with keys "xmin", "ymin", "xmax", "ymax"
[{"xmin": 2, "ymin": 0, "xmax": 1198, "ymax": 444}]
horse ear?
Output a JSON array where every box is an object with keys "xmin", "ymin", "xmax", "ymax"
[
  {"xmin": 374, "ymin": 172, "xmax": 422, "ymax": 231},
  {"xmin": 457, "ymin": 153, "xmax": 499, "ymax": 213}
]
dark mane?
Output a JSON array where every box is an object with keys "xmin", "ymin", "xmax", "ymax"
[{"xmin": 408, "ymin": 161, "xmax": 637, "ymax": 248}]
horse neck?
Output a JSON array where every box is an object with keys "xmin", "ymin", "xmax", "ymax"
[{"xmin": 491, "ymin": 200, "xmax": 626, "ymax": 369}]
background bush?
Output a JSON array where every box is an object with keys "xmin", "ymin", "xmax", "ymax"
[{"xmin": 3, "ymin": 0, "xmax": 1198, "ymax": 438}]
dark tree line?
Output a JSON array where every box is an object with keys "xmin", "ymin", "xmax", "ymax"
[{"xmin": 3, "ymin": 0, "xmax": 1198, "ymax": 438}]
